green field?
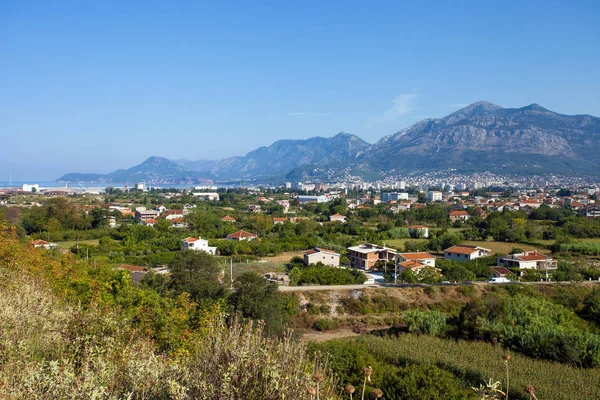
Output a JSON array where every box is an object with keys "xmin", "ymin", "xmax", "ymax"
[
  {"xmin": 533, "ymin": 237, "xmax": 600, "ymax": 246},
  {"xmin": 56, "ymin": 239, "xmax": 100, "ymax": 249},
  {"xmin": 464, "ymin": 241, "xmax": 548, "ymax": 255},
  {"xmin": 357, "ymin": 333, "xmax": 600, "ymax": 400},
  {"xmin": 384, "ymin": 238, "xmax": 428, "ymax": 250}
]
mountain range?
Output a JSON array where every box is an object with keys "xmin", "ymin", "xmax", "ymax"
[{"xmin": 57, "ymin": 101, "xmax": 600, "ymax": 183}]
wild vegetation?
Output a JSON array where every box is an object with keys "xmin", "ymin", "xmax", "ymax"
[{"xmin": 0, "ymin": 226, "xmax": 336, "ymax": 399}]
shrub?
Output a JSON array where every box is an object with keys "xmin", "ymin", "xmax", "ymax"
[
  {"xmin": 403, "ymin": 309, "xmax": 447, "ymax": 336},
  {"xmin": 457, "ymin": 285, "xmax": 475, "ymax": 297},
  {"xmin": 313, "ymin": 318, "xmax": 340, "ymax": 331}
]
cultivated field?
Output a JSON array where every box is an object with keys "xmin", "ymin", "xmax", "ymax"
[
  {"xmin": 55, "ymin": 239, "xmax": 100, "ymax": 249},
  {"xmin": 358, "ymin": 333, "xmax": 600, "ymax": 400}
]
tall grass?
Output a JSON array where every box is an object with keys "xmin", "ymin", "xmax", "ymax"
[{"xmin": 0, "ymin": 226, "xmax": 338, "ymax": 399}]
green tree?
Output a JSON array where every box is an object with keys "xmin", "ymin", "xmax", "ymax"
[
  {"xmin": 168, "ymin": 250, "xmax": 227, "ymax": 303},
  {"xmin": 228, "ymin": 271, "xmax": 290, "ymax": 335}
]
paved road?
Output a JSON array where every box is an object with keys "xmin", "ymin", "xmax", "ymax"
[{"xmin": 279, "ymin": 280, "xmax": 600, "ymax": 292}]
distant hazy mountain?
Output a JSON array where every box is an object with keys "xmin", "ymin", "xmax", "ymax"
[
  {"xmin": 173, "ymin": 159, "xmax": 217, "ymax": 173},
  {"xmin": 288, "ymin": 101, "xmax": 600, "ymax": 179},
  {"xmin": 58, "ymin": 157, "xmax": 209, "ymax": 183},
  {"xmin": 363, "ymin": 101, "xmax": 600, "ymax": 175},
  {"xmin": 57, "ymin": 102, "xmax": 600, "ymax": 182},
  {"xmin": 176, "ymin": 132, "xmax": 371, "ymax": 179}
]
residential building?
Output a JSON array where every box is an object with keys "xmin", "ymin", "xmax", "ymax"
[
  {"xmin": 408, "ymin": 225, "xmax": 429, "ymax": 238},
  {"xmin": 32, "ymin": 239, "xmax": 57, "ymax": 249},
  {"xmin": 347, "ymin": 243, "xmax": 397, "ymax": 270},
  {"xmin": 273, "ymin": 217, "xmax": 286, "ymax": 225},
  {"xmin": 397, "ymin": 260, "xmax": 439, "ymax": 275},
  {"xmin": 449, "ymin": 210, "xmax": 470, "ymax": 222},
  {"xmin": 297, "ymin": 195, "xmax": 330, "ymax": 204},
  {"xmin": 497, "ymin": 251, "xmax": 557, "ymax": 272},
  {"xmin": 381, "ymin": 192, "xmax": 409, "ymax": 202},
  {"xmin": 490, "ymin": 266, "xmax": 512, "ymax": 278},
  {"xmin": 192, "ymin": 192, "xmax": 220, "ymax": 201},
  {"xmin": 427, "ymin": 191, "xmax": 443, "ymax": 202},
  {"xmin": 329, "ymin": 213, "xmax": 347, "ymax": 223},
  {"xmin": 444, "ymin": 244, "xmax": 490, "ymax": 261},
  {"xmin": 162, "ymin": 210, "xmax": 184, "ymax": 220},
  {"xmin": 221, "ymin": 215, "xmax": 237, "ymax": 223},
  {"xmin": 119, "ymin": 264, "xmax": 149, "ymax": 282},
  {"xmin": 181, "ymin": 237, "xmax": 217, "ymax": 255},
  {"xmin": 246, "ymin": 204, "xmax": 261, "ymax": 213},
  {"xmin": 135, "ymin": 209, "xmax": 158, "ymax": 222},
  {"xmin": 227, "ymin": 230, "xmax": 258, "ymax": 241},
  {"xmin": 22, "ymin": 184, "xmax": 39, "ymax": 192},
  {"xmin": 397, "ymin": 252, "xmax": 436, "ymax": 268},
  {"xmin": 584, "ymin": 206, "xmax": 600, "ymax": 218},
  {"xmin": 303, "ymin": 248, "xmax": 341, "ymax": 267}
]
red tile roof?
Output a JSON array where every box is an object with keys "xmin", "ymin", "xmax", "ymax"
[
  {"xmin": 515, "ymin": 251, "xmax": 549, "ymax": 261},
  {"xmin": 490, "ymin": 266, "xmax": 512, "ymax": 276},
  {"xmin": 449, "ymin": 210, "xmax": 469, "ymax": 216},
  {"xmin": 227, "ymin": 230, "xmax": 257, "ymax": 239},
  {"xmin": 400, "ymin": 252, "xmax": 435, "ymax": 260},
  {"xmin": 444, "ymin": 244, "xmax": 490, "ymax": 255},
  {"xmin": 399, "ymin": 260, "xmax": 426, "ymax": 269},
  {"xmin": 119, "ymin": 264, "xmax": 148, "ymax": 272}
]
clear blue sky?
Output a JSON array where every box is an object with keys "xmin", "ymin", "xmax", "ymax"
[{"xmin": 1, "ymin": 0, "xmax": 599, "ymax": 180}]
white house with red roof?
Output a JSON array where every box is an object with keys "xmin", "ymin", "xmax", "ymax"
[
  {"xmin": 221, "ymin": 215, "xmax": 237, "ymax": 223},
  {"xmin": 227, "ymin": 230, "xmax": 258, "ymax": 241},
  {"xmin": 444, "ymin": 244, "xmax": 491, "ymax": 262},
  {"xmin": 497, "ymin": 250, "xmax": 557, "ymax": 272},
  {"xmin": 31, "ymin": 239, "xmax": 57, "ymax": 249},
  {"xmin": 449, "ymin": 210, "xmax": 470, "ymax": 222},
  {"xmin": 329, "ymin": 213, "xmax": 347, "ymax": 223},
  {"xmin": 181, "ymin": 237, "xmax": 217, "ymax": 254},
  {"xmin": 397, "ymin": 252, "xmax": 436, "ymax": 268},
  {"xmin": 397, "ymin": 260, "xmax": 439, "ymax": 275},
  {"xmin": 303, "ymin": 248, "xmax": 341, "ymax": 267}
]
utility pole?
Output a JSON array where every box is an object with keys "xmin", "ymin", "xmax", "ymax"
[{"xmin": 230, "ymin": 257, "xmax": 233, "ymax": 289}]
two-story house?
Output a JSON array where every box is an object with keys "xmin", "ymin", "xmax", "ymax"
[
  {"xmin": 347, "ymin": 243, "xmax": 397, "ymax": 270},
  {"xmin": 449, "ymin": 210, "xmax": 470, "ymax": 222},
  {"xmin": 181, "ymin": 237, "xmax": 217, "ymax": 255}
]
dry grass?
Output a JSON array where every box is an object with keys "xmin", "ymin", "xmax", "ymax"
[
  {"xmin": 262, "ymin": 251, "xmax": 306, "ymax": 263},
  {"xmin": 0, "ymin": 227, "xmax": 339, "ymax": 400}
]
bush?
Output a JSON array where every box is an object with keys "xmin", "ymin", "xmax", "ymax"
[
  {"xmin": 313, "ymin": 318, "xmax": 340, "ymax": 331},
  {"xmin": 403, "ymin": 309, "xmax": 447, "ymax": 336},
  {"xmin": 457, "ymin": 285, "xmax": 475, "ymax": 297},
  {"xmin": 382, "ymin": 363, "xmax": 473, "ymax": 400}
]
